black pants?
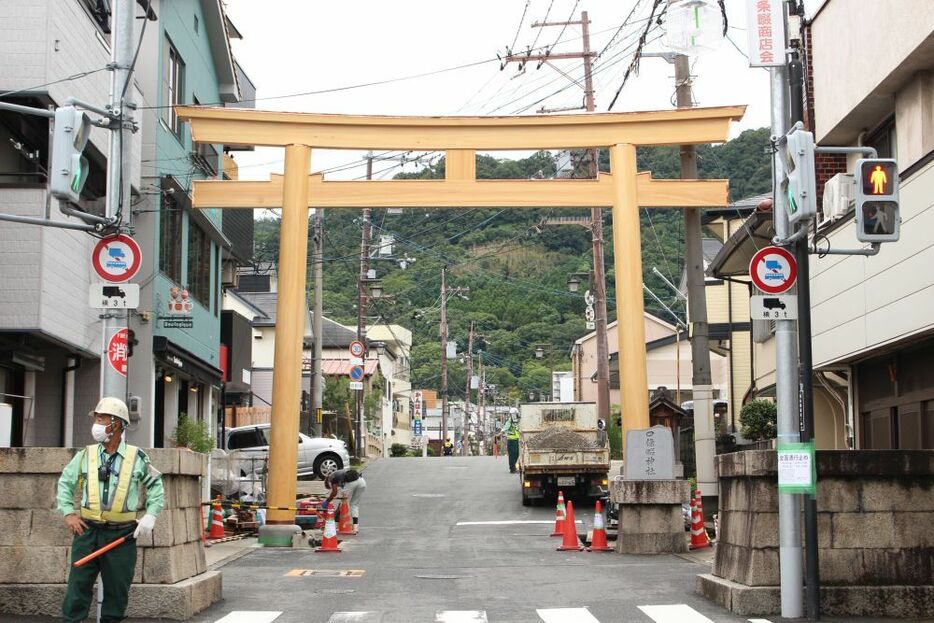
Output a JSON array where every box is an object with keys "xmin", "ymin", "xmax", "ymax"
[
  {"xmin": 62, "ymin": 524, "xmax": 137, "ymax": 623},
  {"xmin": 507, "ymin": 438, "xmax": 519, "ymax": 472}
]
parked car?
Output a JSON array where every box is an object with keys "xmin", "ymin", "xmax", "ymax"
[{"xmin": 223, "ymin": 424, "xmax": 350, "ymax": 480}]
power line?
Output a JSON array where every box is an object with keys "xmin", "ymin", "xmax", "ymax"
[
  {"xmin": 0, "ymin": 67, "xmax": 109, "ymax": 100},
  {"xmin": 606, "ymin": 0, "xmax": 666, "ymax": 111}
]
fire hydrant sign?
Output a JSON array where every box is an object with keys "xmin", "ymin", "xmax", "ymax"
[
  {"xmin": 749, "ymin": 246, "xmax": 797, "ymax": 294},
  {"xmin": 778, "ymin": 441, "xmax": 816, "ymax": 495},
  {"xmin": 107, "ymin": 328, "xmax": 129, "ymax": 377},
  {"xmin": 92, "ymin": 234, "xmax": 141, "ymax": 283}
]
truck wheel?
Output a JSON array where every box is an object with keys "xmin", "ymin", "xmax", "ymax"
[{"xmin": 521, "ymin": 491, "xmax": 532, "ymax": 506}]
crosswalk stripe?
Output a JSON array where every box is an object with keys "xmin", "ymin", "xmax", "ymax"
[
  {"xmin": 638, "ymin": 604, "xmax": 715, "ymax": 623},
  {"xmin": 213, "ymin": 612, "xmax": 282, "ymax": 623},
  {"xmin": 327, "ymin": 613, "xmax": 382, "ymax": 622},
  {"xmin": 435, "ymin": 610, "xmax": 488, "ymax": 622},
  {"xmin": 536, "ymin": 607, "xmax": 600, "ymax": 623}
]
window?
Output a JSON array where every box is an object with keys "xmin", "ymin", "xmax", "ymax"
[
  {"xmin": 0, "ymin": 103, "xmax": 49, "ymax": 187},
  {"xmin": 187, "ymin": 219, "xmax": 212, "ymax": 306},
  {"xmin": 227, "ymin": 429, "xmax": 263, "ymax": 450},
  {"xmin": 79, "ymin": 0, "xmax": 112, "ymax": 35},
  {"xmin": 159, "ymin": 193, "xmax": 183, "ymax": 283},
  {"xmin": 163, "ymin": 39, "xmax": 185, "ymax": 137},
  {"xmin": 866, "ymin": 117, "xmax": 896, "ymax": 160},
  {"xmin": 213, "ymin": 246, "xmax": 220, "ymax": 316}
]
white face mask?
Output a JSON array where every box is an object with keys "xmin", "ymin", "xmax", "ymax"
[{"xmin": 91, "ymin": 423, "xmax": 111, "ymax": 443}]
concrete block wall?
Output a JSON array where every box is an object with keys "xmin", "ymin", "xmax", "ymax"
[
  {"xmin": 0, "ymin": 447, "xmax": 218, "ymax": 619},
  {"xmin": 703, "ymin": 449, "xmax": 934, "ymax": 617}
]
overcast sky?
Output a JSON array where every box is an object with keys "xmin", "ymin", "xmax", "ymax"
[{"xmin": 223, "ymin": 0, "xmax": 822, "ymax": 183}]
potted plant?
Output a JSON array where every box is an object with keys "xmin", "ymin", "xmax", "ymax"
[{"xmin": 172, "ymin": 413, "xmax": 215, "ymax": 453}]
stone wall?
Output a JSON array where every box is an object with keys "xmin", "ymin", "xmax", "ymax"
[
  {"xmin": 697, "ymin": 450, "xmax": 934, "ymax": 618},
  {"xmin": 0, "ymin": 447, "xmax": 221, "ymax": 620}
]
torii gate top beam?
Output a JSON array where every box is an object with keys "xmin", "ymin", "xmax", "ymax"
[{"xmin": 177, "ymin": 105, "xmax": 744, "ymax": 150}]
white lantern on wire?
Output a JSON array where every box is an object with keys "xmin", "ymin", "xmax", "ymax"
[{"xmin": 663, "ymin": 0, "xmax": 725, "ymax": 56}]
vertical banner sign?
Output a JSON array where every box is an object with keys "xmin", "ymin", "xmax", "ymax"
[
  {"xmin": 777, "ymin": 441, "xmax": 817, "ymax": 495},
  {"xmin": 746, "ymin": 0, "xmax": 784, "ymax": 67},
  {"xmin": 107, "ymin": 328, "xmax": 129, "ymax": 377}
]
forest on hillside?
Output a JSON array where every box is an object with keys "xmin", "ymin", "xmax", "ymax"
[{"xmin": 252, "ymin": 127, "xmax": 772, "ymax": 403}]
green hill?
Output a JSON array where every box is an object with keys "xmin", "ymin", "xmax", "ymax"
[{"xmin": 252, "ymin": 127, "xmax": 772, "ymax": 402}]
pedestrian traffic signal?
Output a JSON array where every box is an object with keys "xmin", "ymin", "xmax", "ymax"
[
  {"xmin": 49, "ymin": 105, "xmax": 92, "ymax": 203},
  {"xmin": 782, "ymin": 126, "xmax": 817, "ymax": 225},
  {"xmin": 855, "ymin": 158, "xmax": 900, "ymax": 243}
]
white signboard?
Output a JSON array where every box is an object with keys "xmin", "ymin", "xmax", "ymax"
[
  {"xmin": 349, "ymin": 381, "xmax": 364, "ymax": 391},
  {"xmin": 89, "ymin": 283, "xmax": 139, "ymax": 309},
  {"xmin": 750, "ymin": 295, "xmax": 798, "ymax": 320},
  {"xmin": 746, "ymin": 0, "xmax": 784, "ymax": 67}
]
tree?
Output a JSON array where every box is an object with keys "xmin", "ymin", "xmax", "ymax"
[{"xmin": 739, "ymin": 400, "xmax": 777, "ymax": 441}]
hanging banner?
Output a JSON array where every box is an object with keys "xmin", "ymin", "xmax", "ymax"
[{"xmin": 746, "ymin": 0, "xmax": 785, "ymax": 67}]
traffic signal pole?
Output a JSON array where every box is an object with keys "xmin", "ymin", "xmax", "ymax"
[{"xmin": 100, "ymin": 0, "xmax": 136, "ymax": 403}]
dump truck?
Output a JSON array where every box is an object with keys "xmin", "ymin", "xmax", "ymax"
[{"xmin": 518, "ymin": 402, "xmax": 610, "ymax": 506}]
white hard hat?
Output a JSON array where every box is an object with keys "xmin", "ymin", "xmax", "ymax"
[{"xmin": 92, "ymin": 397, "xmax": 130, "ymax": 425}]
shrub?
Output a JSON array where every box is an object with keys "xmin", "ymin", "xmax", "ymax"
[
  {"xmin": 172, "ymin": 414, "xmax": 215, "ymax": 453},
  {"xmin": 390, "ymin": 443, "xmax": 409, "ymax": 457},
  {"xmin": 739, "ymin": 400, "xmax": 777, "ymax": 441}
]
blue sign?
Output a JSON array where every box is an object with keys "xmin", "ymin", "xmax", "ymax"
[
  {"xmin": 413, "ymin": 419, "xmax": 423, "ymax": 436},
  {"xmin": 349, "ymin": 365, "xmax": 364, "ymax": 382}
]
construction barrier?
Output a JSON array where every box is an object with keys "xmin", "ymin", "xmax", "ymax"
[
  {"xmin": 689, "ymin": 489, "xmax": 711, "ymax": 550},
  {"xmin": 315, "ymin": 504, "xmax": 341, "ymax": 553},
  {"xmin": 337, "ymin": 495, "xmax": 354, "ymax": 535},
  {"xmin": 588, "ymin": 500, "xmax": 612, "ymax": 552},
  {"xmin": 208, "ymin": 501, "xmax": 225, "ymax": 539},
  {"xmin": 551, "ymin": 490, "xmax": 567, "ymax": 537},
  {"xmin": 557, "ymin": 500, "xmax": 583, "ymax": 552}
]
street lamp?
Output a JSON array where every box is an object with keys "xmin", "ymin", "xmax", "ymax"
[
  {"xmin": 366, "ymin": 278, "xmax": 384, "ymax": 299},
  {"xmin": 534, "ymin": 346, "xmax": 544, "ymax": 359},
  {"xmin": 566, "ymin": 271, "xmax": 590, "ymax": 293}
]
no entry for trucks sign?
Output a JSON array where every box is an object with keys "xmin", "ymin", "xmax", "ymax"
[{"xmin": 749, "ymin": 246, "xmax": 797, "ymax": 294}]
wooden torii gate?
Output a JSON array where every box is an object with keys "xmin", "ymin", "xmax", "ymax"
[{"xmin": 178, "ymin": 105, "xmax": 744, "ymax": 528}]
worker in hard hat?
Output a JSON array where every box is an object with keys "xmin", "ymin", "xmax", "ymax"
[{"xmin": 57, "ymin": 397, "xmax": 164, "ymax": 623}]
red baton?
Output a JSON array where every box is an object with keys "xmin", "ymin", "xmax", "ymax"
[{"xmin": 72, "ymin": 530, "xmax": 136, "ymax": 568}]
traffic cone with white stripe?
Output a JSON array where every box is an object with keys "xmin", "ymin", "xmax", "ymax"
[
  {"xmin": 588, "ymin": 500, "xmax": 612, "ymax": 551},
  {"xmin": 689, "ymin": 489, "xmax": 711, "ymax": 550},
  {"xmin": 557, "ymin": 500, "xmax": 583, "ymax": 551},
  {"xmin": 315, "ymin": 503, "xmax": 342, "ymax": 553},
  {"xmin": 337, "ymin": 494, "xmax": 354, "ymax": 535},
  {"xmin": 551, "ymin": 491, "xmax": 567, "ymax": 537},
  {"xmin": 208, "ymin": 499, "xmax": 225, "ymax": 539}
]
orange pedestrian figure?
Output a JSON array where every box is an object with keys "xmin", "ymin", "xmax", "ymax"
[{"xmin": 870, "ymin": 165, "xmax": 888, "ymax": 194}]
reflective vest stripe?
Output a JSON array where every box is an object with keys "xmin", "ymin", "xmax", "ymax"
[{"xmin": 80, "ymin": 444, "xmax": 140, "ymax": 523}]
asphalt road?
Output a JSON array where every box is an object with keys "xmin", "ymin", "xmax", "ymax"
[{"xmin": 185, "ymin": 455, "xmax": 762, "ymax": 623}]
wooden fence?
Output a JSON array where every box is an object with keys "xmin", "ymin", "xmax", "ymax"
[{"xmin": 224, "ymin": 406, "xmax": 271, "ymax": 428}]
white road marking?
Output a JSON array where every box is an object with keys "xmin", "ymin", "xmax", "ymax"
[
  {"xmin": 748, "ymin": 619, "xmax": 773, "ymax": 623},
  {"xmin": 435, "ymin": 610, "xmax": 488, "ymax": 622},
  {"xmin": 638, "ymin": 604, "xmax": 716, "ymax": 623},
  {"xmin": 413, "ymin": 493, "xmax": 446, "ymax": 498},
  {"xmin": 213, "ymin": 612, "xmax": 282, "ymax": 623},
  {"xmin": 327, "ymin": 613, "xmax": 381, "ymax": 622},
  {"xmin": 455, "ymin": 520, "xmax": 582, "ymax": 526},
  {"xmin": 536, "ymin": 607, "xmax": 601, "ymax": 623}
]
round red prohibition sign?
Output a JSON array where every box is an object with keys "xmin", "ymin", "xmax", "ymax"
[
  {"xmin": 92, "ymin": 234, "xmax": 141, "ymax": 283},
  {"xmin": 349, "ymin": 340, "xmax": 365, "ymax": 358},
  {"xmin": 749, "ymin": 246, "xmax": 797, "ymax": 294}
]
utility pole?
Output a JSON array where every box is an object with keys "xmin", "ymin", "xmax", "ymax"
[
  {"xmin": 355, "ymin": 156, "xmax": 373, "ymax": 458},
  {"xmin": 101, "ymin": 0, "xmax": 135, "ymax": 402},
  {"xmin": 464, "ymin": 321, "xmax": 474, "ymax": 455},
  {"xmin": 311, "ymin": 209, "xmax": 324, "ymax": 437},
  {"xmin": 439, "ymin": 268, "xmax": 449, "ymax": 445},
  {"xmin": 506, "ymin": 11, "xmax": 610, "ymax": 425},
  {"xmin": 769, "ymin": 12, "xmax": 804, "ymax": 616},
  {"xmin": 674, "ymin": 55, "xmax": 717, "ymax": 506},
  {"xmin": 478, "ymin": 354, "xmax": 486, "ymax": 452}
]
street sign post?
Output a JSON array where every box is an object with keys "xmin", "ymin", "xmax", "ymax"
[
  {"xmin": 89, "ymin": 283, "xmax": 139, "ymax": 309},
  {"xmin": 751, "ymin": 294, "xmax": 799, "ymax": 320},
  {"xmin": 92, "ymin": 234, "xmax": 141, "ymax": 283},
  {"xmin": 749, "ymin": 246, "xmax": 797, "ymax": 294}
]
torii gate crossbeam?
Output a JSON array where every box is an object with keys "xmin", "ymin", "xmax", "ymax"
[{"xmin": 178, "ymin": 105, "xmax": 744, "ymax": 530}]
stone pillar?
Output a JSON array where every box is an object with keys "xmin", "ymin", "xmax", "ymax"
[
  {"xmin": 0, "ymin": 448, "xmax": 221, "ymax": 620},
  {"xmin": 610, "ymin": 478, "xmax": 692, "ymax": 554}
]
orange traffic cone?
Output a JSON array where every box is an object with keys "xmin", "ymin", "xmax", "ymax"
[
  {"xmin": 315, "ymin": 503, "xmax": 342, "ymax": 553},
  {"xmin": 208, "ymin": 499, "xmax": 225, "ymax": 539},
  {"xmin": 588, "ymin": 500, "xmax": 612, "ymax": 551},
  {"xmin": 551, "ymin": 491, "xmax": 567, "ymax": 537},
  {"xmin": 689, "ymin": 489, "xmax": 711, "ymax": 550},
  {"xmin": 557, "ymin": 500, "xmax": 583, "ymax": 551},
  {"xmin": 337, "ymin": 495, "xmax": 354, "ymax": 535}
]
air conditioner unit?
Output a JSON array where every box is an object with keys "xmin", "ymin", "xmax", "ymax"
[
  {"xmin": 821, "ymin": 173, "xmax": 854, "ymax": 223},
  {"xmin": 221, "ymin": 261, "xmax": 237, "ymax": 287}
]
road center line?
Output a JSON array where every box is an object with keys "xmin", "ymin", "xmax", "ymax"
[
  {"xmin": 638, "ymin": 604, "xmax": 716, "ymax": 623},
  {"xmin": 455, "ymin": 520, "xmax": 582, "ymax": 526},
  {"xmin": 213, "ymin": 612, "xmax": 282, "ymax": 623},
  {"xmin": 536, "ymin": 607, "xmax": 600, "ymax": 623}
]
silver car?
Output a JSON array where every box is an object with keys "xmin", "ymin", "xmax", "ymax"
[{"xmin": 223, "ymin": 423, "xmax": 350, "ymax": 480}]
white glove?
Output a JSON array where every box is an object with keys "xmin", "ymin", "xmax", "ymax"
[{"xmin": 133, "ymin": 514, "xmax": 156, "ymax": 539}]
